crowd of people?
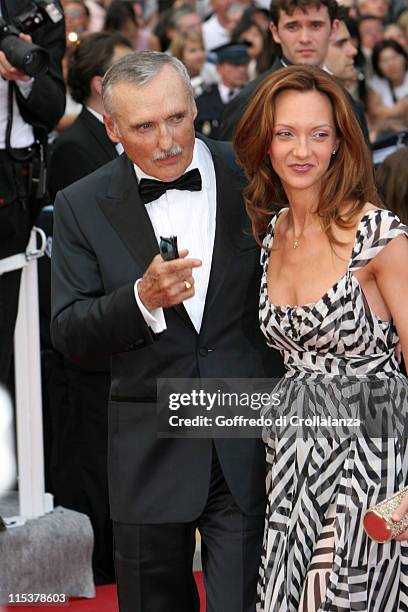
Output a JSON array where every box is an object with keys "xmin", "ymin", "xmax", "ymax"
[
  {"xmin": 0, "ymin": 0, "xmax": 407, "ymax": 611},
  {"xmin": 56, "ymin": 0, "xmax": 408, "ymax": 141}
]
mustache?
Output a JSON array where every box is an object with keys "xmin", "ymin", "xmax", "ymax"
[{"xmin": 153, "ymin": 145, "xmax": 183, "ymax": 161}]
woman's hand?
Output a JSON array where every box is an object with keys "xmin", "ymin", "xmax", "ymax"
[{"xmin": 392, "ymin": 493, "xmax": 408, "ymax": 541}]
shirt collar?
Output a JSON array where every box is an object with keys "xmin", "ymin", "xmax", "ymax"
[
  {"xmin": 218, "ymin": 82, "xmax": 238, "ymax": 104},
  {"xmin": 86, "ymin": 106, "xmax": 104, "ymax": 123},
  {"xmin": 280, "ymin": 56, "xmax": 330, "ymax": 73}
]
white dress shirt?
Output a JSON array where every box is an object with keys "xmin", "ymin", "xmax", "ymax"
[
  {"xmin": 202, "ymin": 14, "xmax": 230, "ymax": 52},
  {"xmin": 218, "ymin": 83, "xmax": 240, "ymax": 104},
  {"xmin": 368, "ymin": 73, "xmax": 408, "ymax": 108},
  {"xmin": 134, "ymin": 138, "xmax": 217, "ymax": 333}
]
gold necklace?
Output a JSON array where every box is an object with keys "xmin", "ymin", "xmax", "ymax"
[{"xmin": 291, "ymin": 220, "xmax": 315, "ymax": 249}]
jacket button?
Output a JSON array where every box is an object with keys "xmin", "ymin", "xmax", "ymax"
[{"xmin": 199, "ymin": 347, "xmax": 213, "ymax": 357}]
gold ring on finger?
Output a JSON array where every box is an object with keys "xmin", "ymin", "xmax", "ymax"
[{"xmin": 184, "ymin": 280, "xmax": 192, "ymax": 290}]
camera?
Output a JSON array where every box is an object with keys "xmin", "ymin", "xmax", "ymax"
[{"xmin": 0, "ymin": 1, "xmax": 63, "ymax": 77}]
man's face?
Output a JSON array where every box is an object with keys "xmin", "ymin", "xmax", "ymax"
[
  {"xmin": 359, "ymin": 18, "xmax": 383, "ymax": 49},
  {"xmin": 104, "ymin": 65, "xmax": 197, "ymax": 182},
  {"xmin": 270, "ymin": 6, "xmax": 338, "ymax": 67},
  {"xmin": 177, "ymin": 13, "xmax": 202, "ymax": 34},
  {"xmin": 325, "ymin": 22, "xmax": 357, "ymax": 81},
  {"xmin": 216, "ymin": 61, "xmax": 249, "ymax": 88}
]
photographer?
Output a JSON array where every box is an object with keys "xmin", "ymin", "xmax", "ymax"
[{"xmin": 0, "ymin": 0, "xmax": 65, "ymax": 385}]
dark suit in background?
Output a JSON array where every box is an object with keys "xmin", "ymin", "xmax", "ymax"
[
  {"xmin": 195, "ymin": 84, "xmax": 226, "ymax": 140},
  {"xmin": 48, "ymin": 107, "xmax": 119, "ymax": 200}
]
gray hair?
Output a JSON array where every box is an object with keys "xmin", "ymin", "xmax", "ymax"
[{"xmin": 102, "ymin": 51, "xmax": 195, "ymax": 115}]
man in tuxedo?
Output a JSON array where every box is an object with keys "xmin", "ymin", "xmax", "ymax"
[
  {"xmin": 48, "ymin": 31, "xmax": 132, "ymax": 199},
  {"xmin": 51, "ymin": 51, "xmax": 283, "ymax": 612},
  {"xmin": 218, "ymin": 0, "xmax": 344, "ymax": 141}
]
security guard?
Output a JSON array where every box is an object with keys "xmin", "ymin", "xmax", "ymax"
[{"xmin": 195, "ymin": 42, "xmax": 250, "ymax": 139}]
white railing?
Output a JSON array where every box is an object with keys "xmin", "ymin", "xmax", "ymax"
[{"xmin": 0, "ymin": 228, "xmax": 53, "ymax": 519}]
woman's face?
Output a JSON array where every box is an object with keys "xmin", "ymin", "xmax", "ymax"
[
  {"xmin": 269, "ymin": 89, "xmax": 338, "ymax": 199},
  {"xmin": 182, "ymin": 41, "xmax": 206, "ymax": 76},
  {"xmin": 240, "ymin": 25, "xmax": 264, "ymax": 59},
  {"xmin": 378, "ymin": 47, "xmax": 407, "ymax": 83}
]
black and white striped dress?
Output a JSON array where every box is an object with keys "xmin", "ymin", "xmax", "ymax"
[{"xmin": 258, "ymin": 209, "xmax": 408, "ymax": 611}]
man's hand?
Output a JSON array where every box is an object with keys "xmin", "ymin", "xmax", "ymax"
[
  {"xmin": 0, "ymin": 33, "xmax": 33, "ymax": 81},
  {"xmin": 138, "ymin": 249, "xmax": 202, "ymax": 310}
]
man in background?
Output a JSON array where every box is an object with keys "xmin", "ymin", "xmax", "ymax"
[
  {"xmin": 218, "ymin": 0, "xmax": 340, "ymax": 139},
  {"xmin": 358, "ymin": 14, "xmax": 384, "ymax": 77},
  {"xmin": 325, "ymin": 7, "xmax": 358, "ymax": 89},
  {"xmin": 202, "ymin": 0, "xmax": 233, "ymax": 50},
  {"xmin": 49, "ymin": 31, "xmax": 132, "ymax": 197},
  {"xmin": 195, "ymin": 41, "xmax": 249, "ymax": 138}
]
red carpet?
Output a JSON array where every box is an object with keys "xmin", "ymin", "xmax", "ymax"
[{"xmin": 1, "ymin": 573, "xmax": 206, "ymax": 611}]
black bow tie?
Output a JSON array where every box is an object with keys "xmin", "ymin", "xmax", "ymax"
[{"xmin": 139, "ymin": 168, "xmax": 202, "ymax": 204}]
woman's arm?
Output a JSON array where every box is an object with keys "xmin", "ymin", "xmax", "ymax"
[
  {"xmin": 371, "ymin": 233, "xmax": 408, "ymax": 539},
  {"xmin": 372, "ymin": 234, "xmax": 408, "ymax": 359}
]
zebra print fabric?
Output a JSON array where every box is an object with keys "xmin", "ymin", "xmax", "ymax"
[{"xmin": 258, "ymin": 209, "xmax": 408, "ymax": 611}]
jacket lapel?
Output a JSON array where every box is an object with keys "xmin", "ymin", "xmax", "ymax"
[
  {"xmin": 97, "ymin": 155, "xmax": 195, "ymax": 330},
  {"xmin": 201, "ymin": 139, "xmax": 246, "ymax": 326},
  {"xmin": 81, "ymin": 108, "xmax": 119, "ymax": 160}
]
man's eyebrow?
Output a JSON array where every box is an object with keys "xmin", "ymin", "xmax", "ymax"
[{"xmin": 335, "ymin": 37, "xmax": 350, "ymax": 45}]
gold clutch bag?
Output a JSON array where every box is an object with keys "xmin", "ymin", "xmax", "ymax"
[{"xmin": 363, "ymin": 485, "xmax": 408, "ymax": 542}]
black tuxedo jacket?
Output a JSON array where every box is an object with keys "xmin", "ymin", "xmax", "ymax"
[
  {"xmin": 48, "ymin": 107, "xmax": 119, "ymax": 200},
  {"xmin": 51, "ymin": 138, "xmax": 284, "ymax": 523},
  {"xmin": 218, "ymin": 58, "xmax": 370, "ymax": 144}
]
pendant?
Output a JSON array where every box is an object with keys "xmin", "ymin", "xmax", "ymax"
[{"xmin": 293, "ymin": 240, "xmax": 299, "ymax": 249}]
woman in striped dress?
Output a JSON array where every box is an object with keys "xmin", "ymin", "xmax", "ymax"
[{"xmin": 234, "ymin": 65, "xmax": 408, "ymax": 611}]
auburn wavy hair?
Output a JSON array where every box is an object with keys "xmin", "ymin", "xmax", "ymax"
[{"xmin": 233, "ymin": 65, "xmax": 381, "ymax": 244}]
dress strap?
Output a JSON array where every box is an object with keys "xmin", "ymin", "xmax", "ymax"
[
  {"xmin": 260, "ymin": 208, "xmax": 288, "ymax": 267},
  {"xmin": 349, "ymin": 209, "xmax": 408, "ymax": 271}
]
